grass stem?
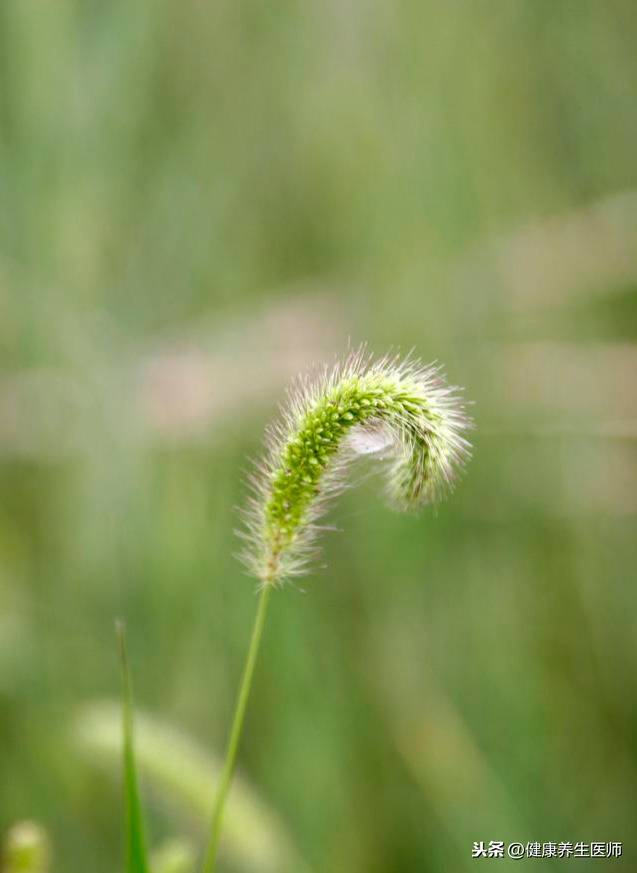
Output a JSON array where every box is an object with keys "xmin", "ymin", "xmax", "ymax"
[{"xmin": 201, "ymin": 583, "xmax": 273, "ymax": 873}]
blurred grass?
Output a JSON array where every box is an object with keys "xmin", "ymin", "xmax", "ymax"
[
  {"xmin": 1, "ymin": 1, "xmax": 637, "ymax": 871},
  {"xmin": 117, "ymin": 623, "xmax": 150, "ymax": 873},
  {"xmin": 76, "ymin": 700, "xmax": 309, "ymax": 873}
]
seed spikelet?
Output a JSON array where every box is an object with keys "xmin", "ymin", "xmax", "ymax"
[{"xmin": 239, "ymin": 347, "xmax": 472, "ymax": 586}]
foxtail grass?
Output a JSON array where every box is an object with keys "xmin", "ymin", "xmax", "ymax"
[{"xmin": 202, "ymin": 348, "xmax": 471, "ymax": 871}]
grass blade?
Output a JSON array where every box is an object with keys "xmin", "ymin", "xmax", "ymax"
[
  {"xmin": 75, "ymin": 700, "xmax": 312, "ymax": 873},
  {"xmin": 116, "ymin": 620, "xmax": 150, "ymax": 873}
]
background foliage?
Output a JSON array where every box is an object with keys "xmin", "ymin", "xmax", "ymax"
[{"xmin": 1, "ymin": 2, "xmax": 636, "ymax": 870}]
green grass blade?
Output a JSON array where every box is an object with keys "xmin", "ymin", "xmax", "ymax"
[
  {"xmin": 116, "ymin": 620, "xmax": 150, "ymax": 873},
  {"xmin": 75, "ymin": 700, "xmax": 312, "ymax": 873}
]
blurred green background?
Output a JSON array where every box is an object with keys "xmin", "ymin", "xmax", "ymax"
[{"xmin": 1, "ymin": 1, "xmax": 636, "ymax": 871}]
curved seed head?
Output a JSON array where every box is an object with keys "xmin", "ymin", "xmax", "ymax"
[{"xmin": 240, "ymin": 348, "xmax": 472, "ymax": 586}]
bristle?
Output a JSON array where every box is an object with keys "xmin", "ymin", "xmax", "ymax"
[{"xmin": 240, "ymin": 347, "xmax": 472, "ymax": 586}]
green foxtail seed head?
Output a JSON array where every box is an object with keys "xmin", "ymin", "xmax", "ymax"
[
  {"xmin": 240, "ymin": 348, "xmax": 471, "ymax": 586},
  {"xmin": 3, "ymin": 821, "xmax": 51, "ymax": 873}
]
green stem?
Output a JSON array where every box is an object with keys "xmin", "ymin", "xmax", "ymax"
[{"xmin": 202, "ymin": 583, "xmax": 273, "ymax": 873}]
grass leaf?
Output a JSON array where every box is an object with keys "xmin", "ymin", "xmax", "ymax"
[
  {"xmin": 116, "ymin": 620, "xmax": 150, "ymax": 873},
  {"xmin": 75, "ymin": 700, "xmax": 312, "ymax": 873}
]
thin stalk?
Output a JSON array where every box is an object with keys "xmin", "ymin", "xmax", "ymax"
[
  {"xmin": 202, "ymin": 583, "xmax": 273, "ymax": 873},
  {"xmin": 117, "ymin": 620, "xmax": 150, "ymax": 873}
]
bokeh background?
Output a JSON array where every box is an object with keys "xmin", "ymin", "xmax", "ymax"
[{"xmin": 1, "ymin": 2, "xmax": 637, "ymax": 871}]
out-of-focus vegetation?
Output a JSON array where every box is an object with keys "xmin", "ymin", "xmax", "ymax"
[{"xmin": 1, "ymin": 2, "xmax": 636, "ymax": 871}]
